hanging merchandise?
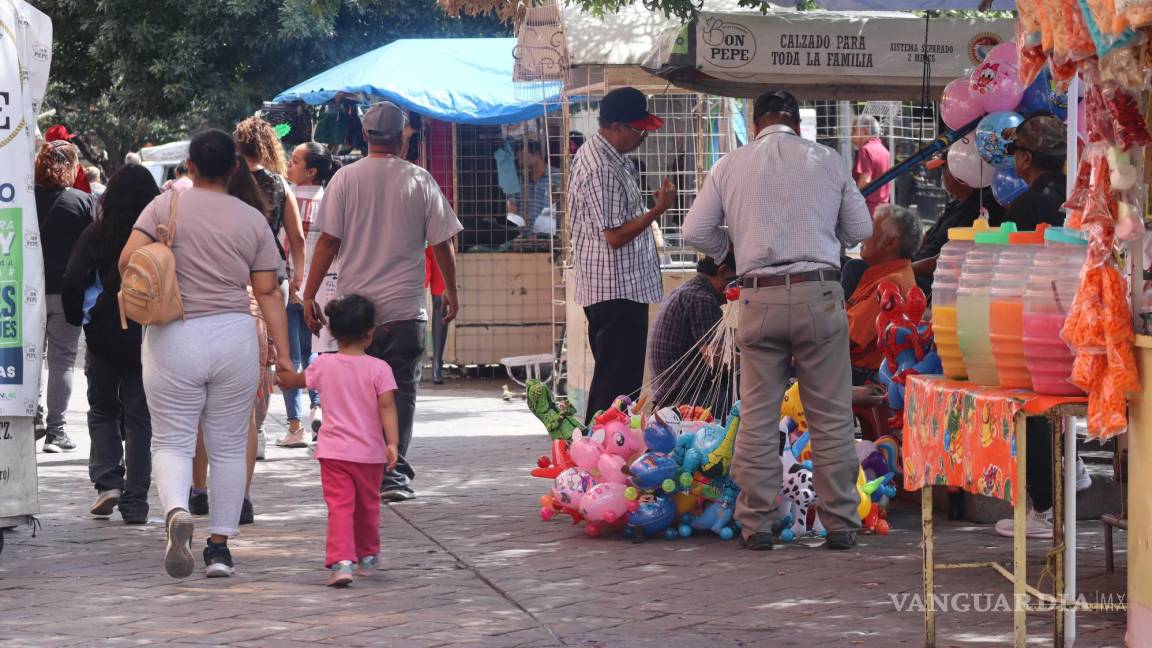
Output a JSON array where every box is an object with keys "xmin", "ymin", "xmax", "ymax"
[
  {"xmin": 261, "ymin": 102, "xmax": 314, "ymax": 145},
  {"xmin": 314, "ymin": 104, "xmax": 343, "ymax": 146}
]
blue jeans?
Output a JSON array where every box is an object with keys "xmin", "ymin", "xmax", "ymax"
[{"xmin": 284, "ymin": 303, "xmax": 319, "ymax": 421}]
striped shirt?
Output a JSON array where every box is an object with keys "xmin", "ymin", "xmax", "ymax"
[
  {"xmin": 684, "ymin": 124, "xmax": 872, "ymax": 277},
  {"xmin": 568, "ymin": 133, "xmax": 662, "ymax": 306}
]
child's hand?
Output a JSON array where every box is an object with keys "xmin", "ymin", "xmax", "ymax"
[{"xmin": 385, "ymin": 445, "xmax": 398, "ymax": 471}]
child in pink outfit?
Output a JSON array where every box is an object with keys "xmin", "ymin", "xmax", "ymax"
[{"xmin": 277, "ymin": 294, "xmax": 399, "ymax": 587}]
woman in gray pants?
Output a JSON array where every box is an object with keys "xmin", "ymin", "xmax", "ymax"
[{"xmin": 119, "ymin": 130, "xmax": 291, "ymax": 579}]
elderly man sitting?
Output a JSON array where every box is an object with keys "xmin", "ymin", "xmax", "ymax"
[{"xmin": 847, "ymin": 204, "xmax": 924, "ymax": 384}]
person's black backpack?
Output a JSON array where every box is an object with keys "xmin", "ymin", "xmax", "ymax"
[{"xmin": 86, "ymin": 260, "xmax": 143, "ymax": 367}]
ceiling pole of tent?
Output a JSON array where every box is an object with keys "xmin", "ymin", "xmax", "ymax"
[{"xmin": 839, "ymin": 101, "xmax": 854, "ymax": 173}]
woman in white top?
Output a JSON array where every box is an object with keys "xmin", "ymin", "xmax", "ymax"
[
  {"xmin": 120, "ymin": 129, "xmax": 292, "ymax": 579},
  {"xmin": 276, "ymin": 142, "xmax": 342, "ymax": 447}
]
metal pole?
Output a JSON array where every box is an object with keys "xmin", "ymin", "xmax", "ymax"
[
  {"xmin": 923, "ymin": 485, "xmax": 935, "ymax": 647},
  {"xmin": 1014, "ymin": 414, "xmax": 1028, "ymax": 648},
  {"xmin": 1064, "ymin": 414, "xmax": 1078, "ymax": 647}
]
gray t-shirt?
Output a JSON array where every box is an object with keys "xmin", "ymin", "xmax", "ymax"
[
  {"xmin": 317, "ymin": 157, "xmax": 462, "ymax": 323},
  {"xmin": 135, "ymin": 188, "xmax": 281, "ymax": 319}
]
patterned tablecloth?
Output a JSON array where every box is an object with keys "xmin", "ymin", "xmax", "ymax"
[{"xmin": 902, "ymin": 375, "xmax": 1086, "ymax": 502}]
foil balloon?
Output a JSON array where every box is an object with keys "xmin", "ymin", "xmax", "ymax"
[
  {"xmin": 974, "ymin": 112, "xmax": 1023, "ymax": 169},
  {"xmin": 551, "ymin": 467, "xmax": 596, "ymax": 512},
  {"xmin": 946, "ymin": 136, "xmax": 996, "ymax": 188},
  {"xmin": 991, "ymin": 167, "xmax": 1029, "ymax": 206},
  {"xmin": 941, "ymin": 77, "xmax": 985, "ymax": 130},
  {"xmin": 969, "ymin": 44, "xmax": 1025, "ymax": 113},
  {"xmin": 1017, "ymin": 68, "xmax": 1068, "ymax": 120}
]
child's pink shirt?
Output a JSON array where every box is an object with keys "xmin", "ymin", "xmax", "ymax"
[{"xmin": 306, "ymin": 354, "xmax": 397, "ymax": 464}]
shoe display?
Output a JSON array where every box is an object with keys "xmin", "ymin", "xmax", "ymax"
[
  {"xmin": 255, "ymin": 426, "xmax": 266, "ymax": 460},
  {"xmin": 356, "ymin": 555, "xmax": 380, "ymax": 577},
  {"xmin": 89, "ymin": 489, "xmax": 121, "ymax": 516},
  {"xmin": 239, "ymin": 497, "xmax": 254, "ymax": 525},
  {"xmin": 1075, "ymin": 456, "xmax": 1093, "ymax": 492},
  {"xmin": 994, "ymin": 508, "xmax": 1054, "ymax": 539},
  {"xmin": 42, "ymin": 431, "xmax": 76, "ymax": 453},
  {"xmin": 328, "ymin": 560, "xmax": 355, "ymax": 587},
  {"xmin": 189, "ymin": 490, "xmax": 209, "ymax": 516},
  {"xmin": 203, "ymin": 540, "xmax": 234, "ymax": 578},
  {"xmin": 380, "ymin": 488, "xmax": 415, "ymax": 503},
  {"xmin": 164, "ymin": 509, "xmax": 195, "ymax": 578},
  {"xmin": 275, "ymin": 422, "xmax": 308, "ymax": 448}
]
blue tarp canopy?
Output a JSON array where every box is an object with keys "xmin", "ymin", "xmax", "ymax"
[{"xmin": 273, "ymin": 38, "xmax": 560, "ymax": 126}]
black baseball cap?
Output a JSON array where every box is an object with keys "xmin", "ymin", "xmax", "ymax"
[
  {"xmin": 600, "ymin": 87, "xmax": 664, "ymax": 131},
  {"xmin": 1003, "ymin": 114, "xmax": 1067, "ymax": 158},
  {"xmin": 753, "ymin": 90, "xmax": 800, "ymax": 121}
]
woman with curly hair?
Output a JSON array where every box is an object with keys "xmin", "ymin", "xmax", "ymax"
[
  {"xmin": 35, "ymin": 140, "xmax": 96, "ymax": 453},
  {"xmin": 234, "ymin": 116, "xmax": 306, "ymax": 458}
]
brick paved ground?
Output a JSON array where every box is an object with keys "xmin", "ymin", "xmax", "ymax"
[{"xmin": 0, "ymin": 377, "xmax": 1128, "ymax": 647}]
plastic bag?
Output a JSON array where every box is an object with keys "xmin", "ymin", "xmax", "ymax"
[
  {"xmin": 1066, "ymin": 0, "xmax": 1104, "ymax": 60},
  {"xmin": 1116, "ymin": 0, "xmax": 1152, "ymax": 33},
  {"xmin": 1081, "ymin": 0, "xmax": 1143, "ymax": 58},
  {"xmin": 1102, "ymin": 83, "xmax": 1152, "ymax": 150},
  {"xmin": 1017, "ymin": 18, "xmax": 1048, "ymax": 85},
  {"xmin": 1099, "ymin": 44, "xmax": 1146, "ymax": 88}
]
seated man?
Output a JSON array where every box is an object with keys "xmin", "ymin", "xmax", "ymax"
[
  {"xmin": 506, "ymin": 140, "xmax": 560, "ymax": 234},
  {"xmin": 846, "ymin": 204, "xmax": 924, "ymax": 385},
  {"xmin": 648, "ymin": 253, "xmax": 736, "ymax": 412}
]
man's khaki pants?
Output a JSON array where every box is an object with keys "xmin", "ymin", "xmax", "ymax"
[{"xmin": 732, "ymin": 278, "xmax": 861, "ymax": 538}]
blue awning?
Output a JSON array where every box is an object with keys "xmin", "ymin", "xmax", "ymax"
[{"xmin": 273, "ymin": 38, "xmax": 561, "ymax": 126}]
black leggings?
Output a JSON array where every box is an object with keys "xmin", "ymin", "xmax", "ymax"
[{"xmin": 1026, "ymin": 418, "xmax": 1054, "ymax": 512}]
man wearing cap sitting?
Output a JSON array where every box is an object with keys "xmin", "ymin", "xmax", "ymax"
[
  {"xmin": 1002, "ymin": 114, "xmax": 1068, "ymax": 231},
  {"xmin": 569, "ymin": 87, "xmax": 676, "ymax": 423},
  {"xmin": 302, "ymin": 101, "xmax": 463, "ymax": 503},
  {"xmin": 684, "ymin": 90, "xmax": 873, "ymax": 551}
]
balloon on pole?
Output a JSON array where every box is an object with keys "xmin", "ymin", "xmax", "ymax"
[
  {"xmin": 975, "ymin": 112, "xmax": 1024, "ymax": 169},
  {"xmin": 991, "ymin": 167, "xmax": 1029, "ymax": 206},
  {"xmin": 941, "ymin": 77, "xmax": 986, "ymax": 131},
  {"xmin": 947, "ymin": 136, "xmax": 996, "ymax": 188},
  {"xmin": 969, "ymin": 44, "xmax": 1025, "ymax": 113}
]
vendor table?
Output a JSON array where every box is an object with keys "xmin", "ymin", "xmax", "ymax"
[{"xmin": 904, "ymin": 375, "xmax": 1098, "ymax": 647}]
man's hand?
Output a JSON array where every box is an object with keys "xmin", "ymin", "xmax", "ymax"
[
  {"xmin": 304, "ymin": 298, "xmax": 326, "ymax": 334},
  {"xmin": 654, "ymin": 177, "xmax": 677, "ymax": 214},
  {"xmin": 385, "ymin": 444, "xmax": 399, "ymax": 471},
  {"xmin": 441, "ymin": 288, "xmax": 460, "ymax": 323}
]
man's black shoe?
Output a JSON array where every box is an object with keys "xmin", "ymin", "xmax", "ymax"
[
  {"xmin": 189, "ymin": 490, "xmax": 209, "ymax": 516},
  {"xmin": 825, "ymin": 530, "xmax": 857, "ymax": 550},
  {"xmin": 741, "ymin": 532, "xmax": 777, "ymax": 551}
]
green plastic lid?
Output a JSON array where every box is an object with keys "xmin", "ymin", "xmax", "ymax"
[
  {"xmin": 973, "ymin": 222, "xmax": 1018, "ymax": 245},
  {"xmin": 1044, "ymin": 227, "xmax": 1089, "ymax": 246}
]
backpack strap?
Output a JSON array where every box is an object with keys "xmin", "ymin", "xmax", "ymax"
[{"xmin": 156, "ymin": 192, "xmax": 179, "ymax": 247}]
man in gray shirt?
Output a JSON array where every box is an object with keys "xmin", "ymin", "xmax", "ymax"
[
  {"xmin": 303, "ymin": 101, "xmax": 463, "ymax": 502},
  {"xmin": 683, "ymin": 90, "xmax": 872, "ymax": 551}
]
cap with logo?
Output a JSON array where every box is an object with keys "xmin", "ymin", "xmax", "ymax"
[
  {"xmin": 1002, "ymin": 114, "xmax": 1066, "ymax": 158},
  {"xmin": 600, "ymin": 87, "xmax": 664, "ymax": 131},
  {"xmin": 362, "ymin": 101, "xmax": 408, "ymax": 142}
]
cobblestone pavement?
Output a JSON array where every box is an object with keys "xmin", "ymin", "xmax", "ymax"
[{"xmin": 0, "ymin": 377, "xmax": 1127, "ymax": 647}]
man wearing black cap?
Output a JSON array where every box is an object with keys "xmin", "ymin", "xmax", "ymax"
[
  {"xmin": 302, "ymin": 101, "xmax": 463, "ymax": 502},
  {"xmin": 569, "ymin": 87, "xmax": 676, "ymax": 422},
  {"xmin": 684, "ymin": 90, "xmax": 873, "ymax": 551}
]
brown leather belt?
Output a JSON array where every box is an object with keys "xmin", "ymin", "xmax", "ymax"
[{"xmin": 741, "ymin": 269, "xmax": 841, "ymax": 288}]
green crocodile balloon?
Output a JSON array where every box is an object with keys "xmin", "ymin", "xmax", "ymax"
[{"xmin": 526, "ymin": 379, "xmax": 582, "ymax": 441}]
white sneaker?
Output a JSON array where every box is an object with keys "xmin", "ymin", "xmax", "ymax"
[
  {"xmin": 995, "ymin": 508, "xmax": 1053, "ymax": 539},
  {"xmin": 255, "ymin": 426, "xmax": 266, "ymax": 460},
  {"xmin": 1075, "ymin": 457, "xmax": 1092, "ymax": 492},
  {"xmin": 90, "ymin": 489, "xmax": 121, "ymax": 516}
]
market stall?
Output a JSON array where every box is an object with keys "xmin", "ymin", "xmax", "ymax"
[
  {"xmin": 272, "ymin": 38, "xmax": 564, "ymax": 367},
  {"xmin": 0, "ymin": 0, "xmax": 52, "ymax": 550},
  {"xmin": 545, "ymin": 1, "xmax": 1011, "ymax": 416}
]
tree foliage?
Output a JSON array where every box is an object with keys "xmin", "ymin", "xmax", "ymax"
[{"xmin": 40, "ymin": 0, "xmax": 507, "ymax": 174}]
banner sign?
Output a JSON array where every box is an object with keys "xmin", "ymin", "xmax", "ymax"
[
  {"xmin": 0, "ymin": 0, "xmax": 51, "ymax": 521},
  {"xmin": 697, "ymin": 12, "xmax": 1012, "ymax": 85}
]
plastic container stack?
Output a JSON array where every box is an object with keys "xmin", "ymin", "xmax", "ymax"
[
  {"xmin": 932, "ymin": 220, "xmax": 991, "ymax": 379},
  {"xmin": 1023, "ymin": 227, "xmax": 1088, "ymax": 396},
  {"xmin": 957, "ymin": 223, "xmax": 1017, "ymax": 386},
  {"xmin": 988, "ymin": 225, "xmax": 1048, "ymax": 390}
]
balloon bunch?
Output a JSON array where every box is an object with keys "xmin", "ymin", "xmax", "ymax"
[
  {"xmin": 534, "ymin": 392, "xmax": 745, "ymax": 541},
  {"xmin": 939, "ymin": 41, "xmax": 1076, "ymax": 206},
  {"xmin": 775, "ymin": 385, "xmax": 896, "ymax": 542}
]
